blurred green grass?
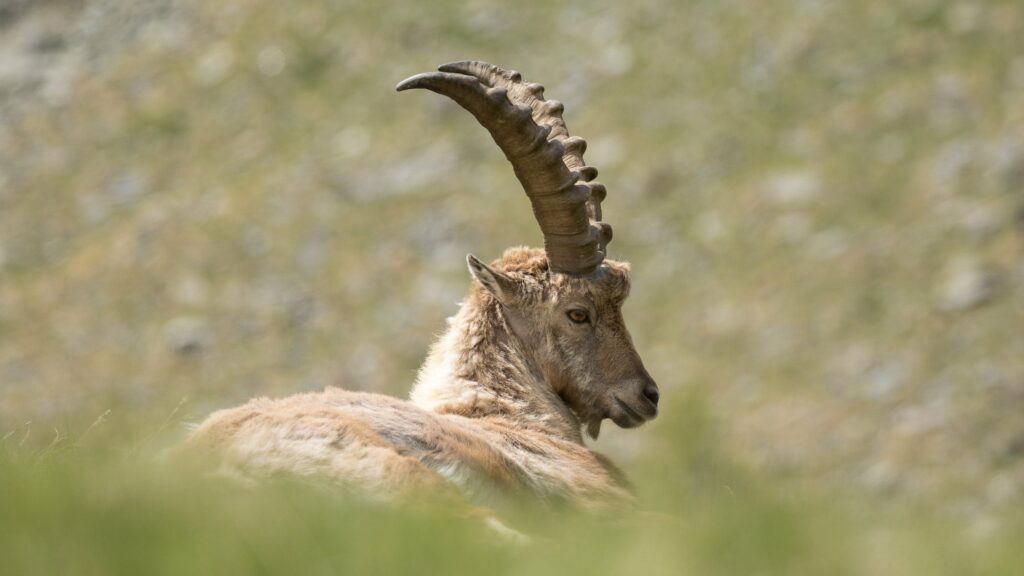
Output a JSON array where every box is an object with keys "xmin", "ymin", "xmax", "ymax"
[
  {"xmin": 1, "ymin": 0, "xmax": 1023, "ymax": 572},
  {"xmin": 2, "ymin": 393, "xmax": 1022, "ymax": 575}
]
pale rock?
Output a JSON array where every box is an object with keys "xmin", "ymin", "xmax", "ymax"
[
  {"xmin": 257, "ymin": 45, "xmax": 286, "ymax": 77},
  {"xmin": 766, "ymin": 169, "xmax": 820, "ymax": 205},
  {"xmin": 937, "ymin": 255, "xmax": 993, "ymax": 312},
  {"xmin": 194, "ymin": 42, "xmax": 235, "ymax": 85},
  {"xmin": 163, "ymin": 316, "xmax": 211, "ymax": 355}
]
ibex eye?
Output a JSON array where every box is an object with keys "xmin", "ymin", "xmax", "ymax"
[{"xmin": 567, "ymin": 309, "xmax": 590, "ymax": 324}]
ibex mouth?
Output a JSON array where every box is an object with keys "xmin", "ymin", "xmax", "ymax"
[{"xmin": 611, "ymin": 396, "xmax": 656, "ymax": 428}]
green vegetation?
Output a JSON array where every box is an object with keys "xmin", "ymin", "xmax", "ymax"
[
  {"xmin": 1, "ymin": 0, "xmax": 1022, "ymax": 572},
  {"xmin": 2, "ymin": 398, "xmax": 1022, "ymax": 575}
]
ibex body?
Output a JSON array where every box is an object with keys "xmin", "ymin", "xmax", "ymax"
[{"xmin": 183, "ymin": 61, "xmax": 660, "ymax": 511}]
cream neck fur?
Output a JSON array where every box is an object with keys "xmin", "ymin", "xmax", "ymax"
[{"xmin": 410, "ymin": 293, "xmax": 583, "ymax": 443}]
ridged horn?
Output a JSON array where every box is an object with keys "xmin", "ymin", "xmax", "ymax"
[{"xmin": 396, "ymin": 60, "xmax": 612, "ymax": 275}]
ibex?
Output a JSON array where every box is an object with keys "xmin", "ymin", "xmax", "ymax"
[{"xmin": 182, "ymin": 61, "xmax": 660, "ymax": 512}]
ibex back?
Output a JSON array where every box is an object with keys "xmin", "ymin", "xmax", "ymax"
[{"xmin": 182, "ymin": 61, "xmax": 660, "ymax": 512}]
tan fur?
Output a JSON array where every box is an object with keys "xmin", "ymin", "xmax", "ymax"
[{"xmin": 181, "ymin": 247, "xmax": 657, "ymax": 511}]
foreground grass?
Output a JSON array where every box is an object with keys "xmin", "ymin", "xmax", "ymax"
[
  {"xmin": 1, "ymin": 412, "xmax": 1021, "ymax": 576},
  {"xmin": 0, "ymin": 449, "xmax": 505, "ymax": 575}
]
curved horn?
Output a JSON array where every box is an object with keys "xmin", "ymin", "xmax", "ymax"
[{"xmin": 396, "ymin": 61, "xmax": 612, "ymax": 275}]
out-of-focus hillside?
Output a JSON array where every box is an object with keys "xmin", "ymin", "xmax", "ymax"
[{"xmin": 1, "ymin": 0, "xmax": 1022, "ymax": 527}]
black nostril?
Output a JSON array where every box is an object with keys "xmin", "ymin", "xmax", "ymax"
[{"xmin": 643, "ymin": 386, "xmax": 660, "ymax": 406}]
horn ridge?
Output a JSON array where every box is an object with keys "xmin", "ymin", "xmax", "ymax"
[{"xmin": 399, "ymin": 61, "xmax": 612, "ymax": 274}]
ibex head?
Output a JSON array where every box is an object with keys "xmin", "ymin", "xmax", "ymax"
[
  {"xmin": 466, "ymin": 248, "xmax": 658, "ymax": 438},
  {"xmin": 399, "ymin": 61, "xmax": 659, "ymax": 438}
]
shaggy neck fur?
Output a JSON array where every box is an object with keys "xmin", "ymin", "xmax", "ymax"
[{"xmin": 411, "ymin": 288, "xmax": 584, "ymax": 443}]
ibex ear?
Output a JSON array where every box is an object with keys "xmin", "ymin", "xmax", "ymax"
[{"xmin": 467, "ymin": 254, "xmax": 517, "ymax": 303}]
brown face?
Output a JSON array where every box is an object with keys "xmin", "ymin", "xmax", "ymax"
[{"xmin": 467, "ymin": 248, "xmax": 660, "ymax": 438}]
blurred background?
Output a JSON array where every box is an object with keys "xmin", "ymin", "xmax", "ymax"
[{"xmin": 1, "ymin": 0, "xmax": 1022, "ymax": 572}]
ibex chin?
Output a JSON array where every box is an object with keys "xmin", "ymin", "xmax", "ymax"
[{"xmin": 182, "ymin": 61, "xmax": 660, "ymax": 512}]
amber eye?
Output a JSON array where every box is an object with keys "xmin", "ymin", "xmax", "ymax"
[{"xmin": 566, "ymin": 309, "xmax": 590, "ymax": 324}]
